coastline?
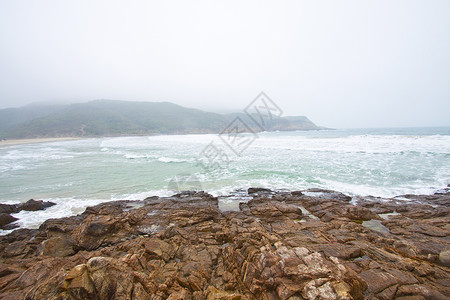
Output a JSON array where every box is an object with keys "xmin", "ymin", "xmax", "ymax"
[
  {"xmin": 0, "ymin": 188, "xmax": 448, "ymax": 298},
  {"xmin": 0, "ymin": 137, "xmax": 81, "ymax": 147}
]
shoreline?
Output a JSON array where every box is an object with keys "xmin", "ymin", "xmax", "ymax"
[
  {"xmin": 1, "ymin": 126, "xmax": 448, "ymax": 147},
  {"xmin": 0, "ymin": 188, "xmax": 448, "ymax": 298},
  {"xmin": 0, "ymin": 137, "xmax": 81, "ymax": 146},
  {"xmin": 1, "ymin": 186, "xmax": 449, "ymax": 232}
]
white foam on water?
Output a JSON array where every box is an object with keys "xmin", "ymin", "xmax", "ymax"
[
  {"xmin": 1, "ymin": 130, "xmax": 449, "ymax": 235},
  {"xmin": 147, "ymin": 134, "xmax": 218, "ymax": 144},
  {"xmin": 0, "ymin": 228, "xmax": 17, "ymax": 236},
  {"xmin": 157, "ymin": 157, "xmax": 192, "ymax": 163},
  {"xmin": 207, "ymin": 177, "xmax": 308, "ymax": 197},
  {"xmin": 392, "ymin": 196, "xmax": 413, "ymax": 201},
  {"xmin": 124, "ymin": 153, "xmax": 157, "ymax": 160},
  {"xmin": 253, "ymin": 133, "xmax": 450, "ymax": 154},
  {"xmin": 111, "ymin": 189, "xmax": 174, "ymax": 200},
  {"xmin": 0, "ymin": 146, "xmax": 79, "ymax": 174},
  {"xmin": 0, "ymin": 197, "xmax": 111, "ymax": 235},
  {"xmin": 0, "ymin": 189, "xmax": 176, "ymax": 235},
  {"xmin": 317, "ymin": 178, "xmax": 441, "ymax": 198},
  {"xmin": 302, "ymin": 192, "xmax": 326, "ymax": 197},
  {"xmin": 0, "ymin": 164, "xmax": 27, "ymax": 173}
]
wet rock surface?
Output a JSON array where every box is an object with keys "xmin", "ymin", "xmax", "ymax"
[
  {"xmin": 0, "ymin": 214, "xmax": 18, "ymax": 229},
  {"xmin": 0, "ymin": 199, "xmax": 56, "ymax": 215},
  {"xmin": 0, "ymin": 200, "xmax": 57, "ymax": 230},
  {"xmin": 0, "ymin": 189, "xmax": 448, "ymax": 299}
]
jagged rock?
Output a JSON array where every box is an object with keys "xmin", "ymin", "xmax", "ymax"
[
  {"xmin": 145, "ymin": 238, "xmax": 175, "ymax": 262},
  {"xmin": 64, "ymin": 264, "xmax": 96, "ymax": 298},
  {"xmin": 0, "ymin": 189, "xmax": 448, "ymax": 299}
]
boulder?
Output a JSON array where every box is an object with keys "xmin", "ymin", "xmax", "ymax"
[
  {"xmin": 20, "ymin": 199, "xmax": 56, "ymax": 211},
  {"xmin": 0, "ymin": 213, "xmax": 18, "ymax": 228},
  {"xmin": 0, "ymin": 204, "xmax": 19, "ymax": 214}
]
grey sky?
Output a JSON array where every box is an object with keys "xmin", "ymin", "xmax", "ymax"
[{"xmin": 0, "ymin": 0, "xmax": 449, "ymax": 128}]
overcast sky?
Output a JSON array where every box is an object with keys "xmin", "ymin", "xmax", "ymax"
[{"xmin": 0, "ymin": 1, "xmax": 449, "ymax": 128}]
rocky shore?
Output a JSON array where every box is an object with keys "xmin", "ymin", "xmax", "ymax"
[
  {"xmin": 0, "ymin": 188, "xmax": 449, "ymax": 299},
  {"xmin": 0, "ymin": 199, "xmax": 56, "ymax": 230}
]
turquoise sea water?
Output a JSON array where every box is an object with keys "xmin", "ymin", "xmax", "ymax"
[{"xmin": 1, "ymin": 127, "xmax": 449, "ymax": 233}]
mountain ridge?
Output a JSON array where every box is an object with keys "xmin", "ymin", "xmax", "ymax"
[{"xmin": 0, "ymin": 100, "xmax": 326, "ymax": 139}]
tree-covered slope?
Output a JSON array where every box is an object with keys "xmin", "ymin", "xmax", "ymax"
[{"xmin": 0, "ymin": 100, "xmax": 323, "ymax": 138}]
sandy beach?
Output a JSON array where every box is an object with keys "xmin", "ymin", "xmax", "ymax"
[{"xmin": 0, "ymin": 137, "xmax": 80, "ymax": 147}]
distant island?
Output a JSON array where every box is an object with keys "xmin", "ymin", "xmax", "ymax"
[{"xmin": 0, "ymin": 100, "xmax": 326, "ymax": 139}]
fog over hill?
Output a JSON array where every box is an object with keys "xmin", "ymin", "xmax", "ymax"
[{"xmin": 0, "ymin": 100, "xmax": 324, "ymax": 139}]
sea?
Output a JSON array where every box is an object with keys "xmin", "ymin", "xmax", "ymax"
[{"xmin": 1, "ymin": 127, "xmax": 449, "ymax": 234}]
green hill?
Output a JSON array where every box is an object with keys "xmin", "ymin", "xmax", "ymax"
[{"xmin": 0, "ymin": 100, "xmax": 324, "ymax": 139}]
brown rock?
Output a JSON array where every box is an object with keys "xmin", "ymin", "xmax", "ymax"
[
  {"xmin": 376, "ymin": 284, "xmax": 398, "ymax": 300},
  {"xmin": 145, "ymin": 238, "xmax": 175, "ymax": 262},
  {"xmin": 304, "ymin": 188, "xmax": 352, "ymax": 202},
  {"xmin": 64, "ymin": 264, "xmax": 96, "ymax": 298},
  {"xmin": 207, "ymin": 286, "xmax": 243, "ymax": 299},
  {"xmin": 396, "ymin": 284, "xmax": 447, "ymax": 300},
  {"xmin": 359, "ymin": 268, "xmax": 417, "ymax": 294},
  {"xmin": 248, "ymin": 187, "xmax": 272, "ymax": 194},
  {"xmin": 438, "ymin": 249, "xmax": 450, "ymax": 267},
  {"xmin": 85, "ymin": 221, "xmax": 110, "ymax": 236},
  {"xmin": 20, "ymin": 199, "xmax": 56, "ymax": 211},
  {"xmin": 0, "ymin": 189, "xmax": 448, "ymax": 299},
  {"xmin": 0, "ymin": 204, "xmax": 19, "ymax": 214},
  {"xmin": 317, "ymin": 244, "xmax": 361, "ymax": 260},
  {"xmin": 0, "ymin": 213, "xmax": 18, "ymax": 228},
  {"xmin": 38, "ymin": 237, "xmax": 75, "ymax": 257}
]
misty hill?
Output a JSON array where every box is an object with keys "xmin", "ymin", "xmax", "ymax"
[{"xmin": 0, "ymin": 100, "xmax": 324, "ymax": 139}]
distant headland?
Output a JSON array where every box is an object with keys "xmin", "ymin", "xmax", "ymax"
[{"xmin": 0, "ymin": 100, "xmax": 326, "ymax": 139}]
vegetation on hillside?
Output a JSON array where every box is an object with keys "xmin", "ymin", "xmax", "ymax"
[{"xmin": 0, "ymin": 100, "xmax": 324, "ymax": 139}]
